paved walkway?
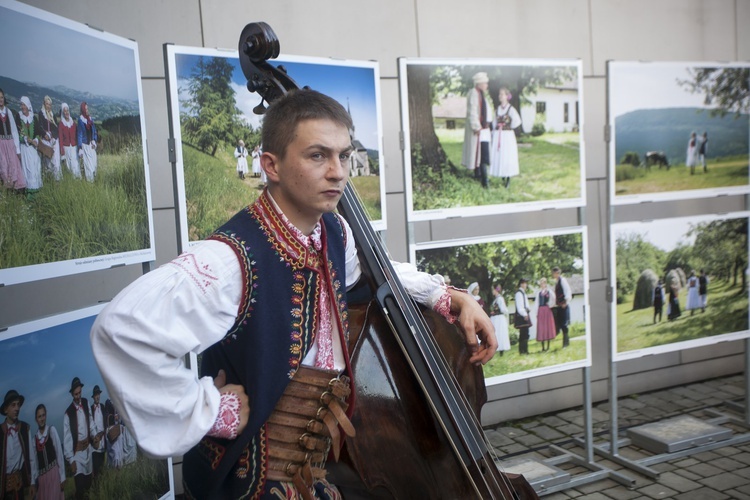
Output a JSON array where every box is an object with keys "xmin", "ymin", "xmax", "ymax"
[{"xmin": 486, "ymin": 374, "xmax": 750, "ymax": 499}]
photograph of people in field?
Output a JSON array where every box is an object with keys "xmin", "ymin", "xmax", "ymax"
[
  {"xmin": 612, "ymin": 213, "xmax": 749, "ymax": 360},
  {"xmin": 0, "ymin": 2, "xmax": 154, "ymax": 285},
  {"xmin": 400, "ymin": 58, "xmax": 585, "ymax": 220},
  {"xmin": 609, "ymin": 61, "xmax": 750, "ymax": 204},
  {"xmin": 0, "ymin": 305, "xmax": 171, "ymax": 499},
  {"xmin": 167, "ymin": 47, "xmax": 384, "ymax": 249},
  {"xmin": 414, "ymin": 228, "xmax": 590, "ymax": 385}
]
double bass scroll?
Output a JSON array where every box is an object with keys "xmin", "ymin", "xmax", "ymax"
[{"xmin": 238, "ymin": 22, "xmax": 539, "ymax": 500}]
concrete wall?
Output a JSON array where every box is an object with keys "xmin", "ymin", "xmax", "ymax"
[{"xmin": 5, "ymin": 0, "xmax": 748, "ymax": 440}]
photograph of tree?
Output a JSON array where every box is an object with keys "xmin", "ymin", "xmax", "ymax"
[
  {"xmin": 413, "ymin": 228, "xmax": 590, "ymax": 385},
  {"xmin": 0, "ymin": 1, "xmax": 154, "ymax": 286},
  {"xmin": 399, "ymin": 58, "xmax": 585, "ymax": 221},
  {"xmin": 612, "ymin": 213, "xmax": 750, "ymax": 361},
  {"xmin": 165, "ymin": 46, "xmax": 384, "ymax": 250},
  {"xmin": 609, "ymin": 61, "xmax": 750, "ymax": 204},
  {"xmin": 0, "ymin": 305, "xmax": 172, "ymax": 499}
]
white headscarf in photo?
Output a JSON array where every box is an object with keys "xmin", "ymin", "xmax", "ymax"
[
  {"xmin": 19, "ymin": 96, "xmax": 33, "ymax": 124},
  {"xmin": 60, "ymin": 102, "xmax": 74, "ymax": 127}
]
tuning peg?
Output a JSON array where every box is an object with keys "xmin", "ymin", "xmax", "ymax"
[{"xmin": 253, "ymin": 101, "xmax": 267, "ymax": 115}]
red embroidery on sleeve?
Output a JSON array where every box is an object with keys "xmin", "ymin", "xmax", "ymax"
[{"xmin": 207, "ymin": 392, "xmax": 241, "ymax": 440}]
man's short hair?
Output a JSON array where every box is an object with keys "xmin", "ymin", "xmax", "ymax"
[
  {"xmin": 552, "ymin": 267, "xmax": 561, "ymax": 274},
  {"xmin": 261, "ymin": 89, "xmax": 353, "ymax": 160}
]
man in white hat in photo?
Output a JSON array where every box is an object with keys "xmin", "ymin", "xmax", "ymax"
[{"xmin": 461, "ymin": 71, "xmax": 494, "ymax": 189}]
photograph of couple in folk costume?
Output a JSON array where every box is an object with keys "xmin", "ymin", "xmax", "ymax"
[
  {"xmin": 400, "ymin": 58, "xmax": 585, "ymax": 220},
  {"xmin": 609, "ymin": 61, "xmax": 750, "ymax": 205},
  {"xmin": 613, "ymin": 213, "xmax": 749, "ymax": 360}
]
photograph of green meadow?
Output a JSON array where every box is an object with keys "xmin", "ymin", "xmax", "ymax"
[
  {"xmin": 614, "ymin": 214, "xmax": 749, "ymax": 358},
  {"xmin": 169, "ymin": 49, "xmax": 384, "ymax": 246},
  {"xmin": 610, "ymin": 62, "xmax": 749, "ymax": 203},
  {"xmin": 401, "ymin": 59, "xmax": 584, "ymax": 219},
  {"xmin": 0, "ymin": 4, "xmax": 152, "ymax": 282},
  {"xmin": 415, "ymin": 229, "xmax": 589, "ymax": 384}
]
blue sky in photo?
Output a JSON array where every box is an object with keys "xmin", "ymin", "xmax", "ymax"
[
  {"xmin": 0, "ymin": 314, "xmax": 108, "ymax": 438},
  {"xmin": 175, "ymin": 53, "xmax": 380, "ymax": 150},
  {"xmin": 0, "ymin": 4, "xmax": 139, "ymax": 101}
]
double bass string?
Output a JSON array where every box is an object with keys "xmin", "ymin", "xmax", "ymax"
[{"xmin": 340, "ymin": 184, "xmax": 520, "ymax": 499}]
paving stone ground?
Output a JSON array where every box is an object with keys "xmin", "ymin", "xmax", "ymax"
[{"xmin": 484, "ymin": 374, "xmax": 750, "ymax": 499}]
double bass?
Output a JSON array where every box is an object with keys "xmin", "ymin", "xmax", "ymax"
[{"xmin": 238, "ymin": 22, "xmax": 538, "ymax": 499}]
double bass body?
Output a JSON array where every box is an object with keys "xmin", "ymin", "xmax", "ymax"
[{"xmin": 327, "ymin": 301, "xmax": 490, "ymax": 498}]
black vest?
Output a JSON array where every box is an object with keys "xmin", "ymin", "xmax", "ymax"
[{"xmin": 183, "ymin": 196, "xmax": 350, "ymax": 499}]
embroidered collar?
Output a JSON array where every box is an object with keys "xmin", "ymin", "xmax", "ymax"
[
  {"xmin": 36, "ymin": 426, "xmax": 49, "ymax": 441},
  {"xmin": 250, "ymin": 189, "xmax": 324, "ymax": 270},
  {"xmin": 20, "ymin": 110, "xmax": 33, "ymax": 125},
  {"xmin": 265, "ymin": 191, "xmax": 322, "ymax": 251}
]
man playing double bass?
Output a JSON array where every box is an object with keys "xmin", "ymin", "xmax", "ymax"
[{"xmin": 91, "ymin": 89, "xmax": 497, "ymax": 499}]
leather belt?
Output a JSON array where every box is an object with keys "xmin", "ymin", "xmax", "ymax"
[{"xmin": 265, "ymin": 365, "xmax": 355, "ymax": 499}]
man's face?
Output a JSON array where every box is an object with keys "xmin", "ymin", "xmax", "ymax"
[
  {"xmin": 36, "ymin": 407, "xmax": 47, "ymax": 429},
  {"xmin": 5, "ymin": 400, "xmax": 20, "ymax": 423},
  {"xmin": 72, "ymin": 386, "xmax": 82, "ymax": 405},
  {"xmin": 93, "ymin": 394, "xmax": 100, "ymax": 405},
  {"xmin": 264, "ymin": 119, "xmax": 352, "ymax": 231},
  {"xmin": 552, "ymin": 271, "xmax": 560, "ymax": 280},
  {"xmin": 476, "ymin": 82, "xmax": 488, "ymax": 92}
]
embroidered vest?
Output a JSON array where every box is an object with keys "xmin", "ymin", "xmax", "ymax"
[
  {"xmin": 35, "ymin": 429, "xmax": 59, "ymax": 476},
  {"xmin": 182, "ymin": 196, "xmax": 350, "ymax": 499},
  {"xmin": 0, "ymin": 110, "xmax": 13, "ymax": 139},
  {"xmin": 0, "ymin": 421, "xmax": 31, "ymax": 492},
  {"xmin": 65, "ymin": 399, "xmax": 91, "ymax": 451}
]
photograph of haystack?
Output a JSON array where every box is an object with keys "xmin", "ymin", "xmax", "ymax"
[
  {"xmin": 166, "ymin": 47, "xmax": 384, "ymax": 249},
  {"xmin": 399, "ymin": 58, "xmax": 585, "ymax": 220},
  {"xmin": 0, "ymin": 305, "xmax": 172, "ymax": 499},
  {"xmin": 609, "ymin": 61, "xmax": 750, "ymax": 204},
  {"xmin": 413, "ymin": 228, "xmax": 590, "ymax": 385},
  {"xmin": 612, "ymin": 213, "xmax": 750, "ymax": 361},
  {"xmin": 0, "ymin": 2, "xmax": 154, "ymax": 285}
]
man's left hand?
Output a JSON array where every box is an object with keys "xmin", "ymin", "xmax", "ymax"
[{"xmin": 449, "ymin": 288, "xmax": 497, "ymax": 365}]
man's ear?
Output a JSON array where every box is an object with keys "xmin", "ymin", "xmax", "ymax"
[{"xmin": 260, "ymin": 152, "xmax": 280, "ymax": 183}]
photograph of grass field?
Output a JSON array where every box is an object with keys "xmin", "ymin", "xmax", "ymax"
[
  {"xmin": 612, "ymin": 213, "xmax": 750, "ymax": 361},
  {"xmin": 0, "ymin": 1, "xmax": 154, "ymax": 285},
  {"xmin": 413, "ymin": 227, "xmax": 590, "ymax": 385},
  {"xmin": 166, "ymin": 46, "xmax": 385, "ymax": 250},
  {"xmin": 609, "ymin": 61, "xmax": 750, "ymax": 204},
  {"xmin": 0, "ymin": 304, "xmax": 172, "ymax": 499},
  {"xmin": 399, "ymin": 58, "xmax": 585, "ymax": 220}
]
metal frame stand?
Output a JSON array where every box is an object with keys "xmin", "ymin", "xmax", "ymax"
[{"xmin": 519, "ymin": 367, "xmax": 636, "ymax": 496}]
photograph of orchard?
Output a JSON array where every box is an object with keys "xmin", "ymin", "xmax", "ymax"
[
  {"xmin": 613, "ymin": 213, "xmax": 749, "ymax": 360},
  {"xmin": 400, "ymin": 58, "xmax": 584, "ymax": 220},
  {"xmin": 1, "ymin": 305, "xmax": 171, "ymax": 499},
  {"xmin": 414, "ymin": 228, "xmax": 589, "ymax": 384},
  {"xmin": 167, "ymin": 47, "xmax": 384, "ymax": 249},
  {"xmin": 609, "ymin": 61, "xmax": 750, "ymax": 204},
  {"xmin": 0, "ymin": 2, "xmax": 153, "ymax": 285}
]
